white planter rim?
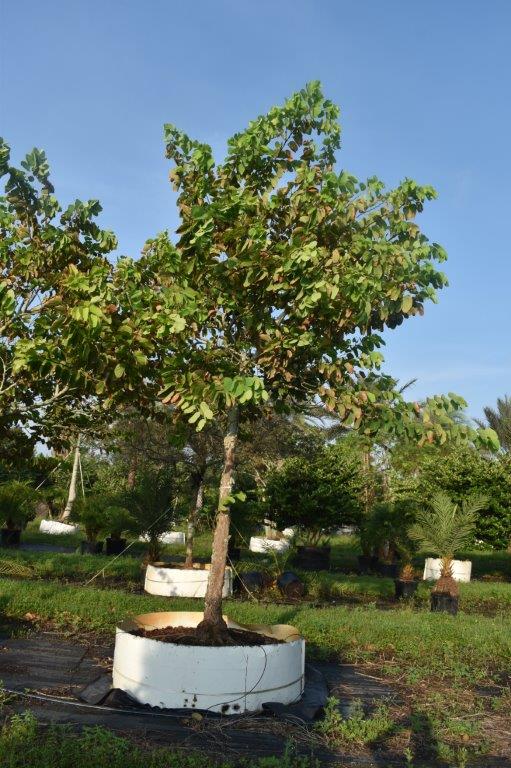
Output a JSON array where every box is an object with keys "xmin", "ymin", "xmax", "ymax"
[
  {"xmin": 249, "ymin": 536, "xmax": 290, "ymax": 553},
  {"xmin": 118, "ymin": 610, "xmax": 302, "ymax": 644},
  {"xmin": 149, "ymin": 561, "xmax": 231, "ymax": 572},
  {"xmin": 423, "ymin": 557, "xmax": 472, "ymax": 583},
  {"xmin": 144, "ymin": 565, "xmax": 232, "ymax": 598}
]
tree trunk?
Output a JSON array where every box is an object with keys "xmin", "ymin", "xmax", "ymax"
[
  {"xmin": 60, "ymin": 435, "xmax": 81, "ymax": 521},
  {"xmin": 362, "ymin": 448, "xmax": 371, "ymax": 515},
  {"xmin": 127, "ymin": 453, "xmax": 138, "ymax": 489},
  {"xmin": 185, "ymin": 476, "xmax": 204, "ymax": 569},
  {"xmin": 197, "ymin": 406, "xmax": 239, "ymax": 642}
]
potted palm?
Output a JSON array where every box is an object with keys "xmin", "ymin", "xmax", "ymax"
[
  {"xmin": 72, "ymin": 495, "xmax": 108, "ymax": 554},
  {"xmin": 123, "ymin": 469, "xmax": 177, "ymax": 563},
  {"xmin": 103, "ymin": 505, "xmax": 136, "ymax": 556},
  {"xmin": 394, "ymin": 562, "xmax": 419, "ymax": 599},
  {"xmin": 410, "ymin": 492, "xmax": 487, "ymax": 614},
  {"xmin": 0, "ymin": 481, "xmax": 36, "ymax": 548}
]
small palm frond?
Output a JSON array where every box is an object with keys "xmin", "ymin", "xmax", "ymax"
[
  {"xmin": 410, "ymin": 492, "xmax": 486, "ymax": 558},
  {"xmin": 0, "ymin": 559, "xmax": 33, "ymax": 578},
  {"xmin": 476, "ymin": 396, "xmax": 511, "ymax": 451}
]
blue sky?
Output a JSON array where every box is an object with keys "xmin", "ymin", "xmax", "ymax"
[{"xmin": 1, "ymin": 0, "xmax": 510, "ymax": 420}]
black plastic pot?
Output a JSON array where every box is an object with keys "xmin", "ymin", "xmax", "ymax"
[
  {"xmin": 431, "ymin": 592, "xmax": 458, "ymax": 616},
  {"xmin": 80, "ymin": 540, "xmax": 104, "ymax": 555},
  {"xmin": 105, "ymin": 537, "xmax": 126, "ymax": 556},
  {"xmin": 0, "ymin": 528, "xmax": 21, "ymax": 548},
  {"xmin": 394, "ymin": 579, "xmax": 419, "ymax": 599},
  {"xmin": 277, "ymin": 571, "xmax": 306, "ymax": 599},
  {"xmin": 377, "ymin": 562, "xmax": 400, "ymax": 578},
  {"xmin": 357, "ymin": 555, "xmax": 374, "ymax": 574},
  {"xmin": 294, "ymin": 545, "xmax": 331, "ymax": 571},
  {"xmin": 235, "ymin": 571, "xmax": 266, "ymax": 594}
]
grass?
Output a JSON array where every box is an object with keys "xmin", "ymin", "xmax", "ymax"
[
  {"xmin": 1, "ymin": 528, "xmax": 510, "ymax": 766},
  {"xmin": 0, "ymin": 712, "xmax": 318, "ymax": 768},
  {"xmin": 1, "ymin": 577, "xmax": 510, "ymax": 685},
  {"xmin": 2, "ymin": 543, "xmax": 510, "ymax": 616}
]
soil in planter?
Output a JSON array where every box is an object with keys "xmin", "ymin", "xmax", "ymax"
[
  {"xmin": 131, "ymin": 625, "xmax": 284, "ymax": 647},
  {"xmin": 151, "ymin": 561, "xmax": 210, "ymax": 570}
]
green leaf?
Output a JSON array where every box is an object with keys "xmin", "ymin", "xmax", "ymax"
[
  {"xmin": 199, "ymin": 401, "xmax": 214, "ymax": 419},
  {"xmin": 401, "ymin": 295, "xmax": 413, "ymax": 313}
]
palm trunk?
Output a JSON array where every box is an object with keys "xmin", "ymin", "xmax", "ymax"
[
  {"xmin": 61, "ymin": 435, "xmax": 81, "ymax": 521},
  {"xmin": 197, "ymin": 406, "xmax": 239, "ymax": 640},
  {"xmin": 185, "ymin": 476, "xmax": 204, "ymax": 569}
]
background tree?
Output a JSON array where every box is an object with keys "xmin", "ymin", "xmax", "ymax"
[
  {"xmin": 116, "ymin": 82, "xmax": 497, "ymax": 640},
  {"xmin": 390, "ymin": 444, "xmax": 511, "ymax": 549},
  {"xmin": 266, "ymin": 441, "xmax": 364, "ymax": 545},
  {"xmin": 0, "ymin": 139, "xmax": 159, "ymax": 452},
  {"xmin": 477, "ymin": 396, "xmax": 511, "ymax": 452}
]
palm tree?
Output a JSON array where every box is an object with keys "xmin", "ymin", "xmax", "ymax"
[
  {"xmin": 410, "ymin": 492, "xmax": 487, "ymax": 595},
  {"xmin": 476, "ymin": 396, "xmax": 511, "ymax": 451}
]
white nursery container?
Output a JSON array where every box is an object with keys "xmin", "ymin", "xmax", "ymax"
[
  {"xmin": 112, "ymin": 611, "xmax": 305, "ymax": 714},
  {"xmin": 423, "ymin": 557, "xmax": 472, "ymax": 583},
  {"xmin": 249, "ymin": 536, "xmax": 290, "ymax": 554},
  {"xmin": 282, "ymin": 528, "xmax": 296, "ymax": 538},
  {"xmin": 39, "ymin": 520, "xmax": 78, "ymax": 536},
  {"xmin": 139, "ymin": 531, "xmax": 186, "ymax": 546},
  {"xmin": 144, "ymin": 563, "xmax": 233, "ymax": 598}
]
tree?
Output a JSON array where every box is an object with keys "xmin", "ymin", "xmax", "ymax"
[
  {"xmin": 477, "ymin": 396, "xmax": 511, "ymax": 452},
  {"xmin": 101, "ymin": 413, "xmax": 224, "ymax": 567},
  {"xmin": 0, "ymin": 140, "xmax": 158, "ymax": 449},
  {"xmin": 116, "ymin": 83, "xmax": 497, "ymax": 640},
  {"xmin": 266, "ymin": 442, "xmax": 364, "ymax": 544}
]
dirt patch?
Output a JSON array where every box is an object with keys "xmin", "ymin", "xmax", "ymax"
[{"xmin": 131, "ymin": 625, "xmax": 284, "ymax": 647}]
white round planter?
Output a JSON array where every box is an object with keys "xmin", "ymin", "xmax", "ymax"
[
  {"xmin": 39, "ymin": 519, "xmax": 78, "ymax": 536},
  {"xmin": 423, "ymin": 557, "xmax": 472, "ymax": 583},
  {"xmin": 249, "ymin": 536, "xmax": 290, "ymax": 554},
  {"xmin": 139, "ymin": 531, "xmax": 186, "ymax": 546},
  {"xmin": 335, "ymin": 525, "xmax": 357, "ymax": 536},
  {"xmin": 282, "ymin": 527, "xmax": 296, "ymax": 539},
  {"xmin": 144, "ymin": 563, "xmax": 233, "ymax": 598},
  {"xmin": 112, "ymin": 611, "xmax": 305, "ymax": 714}
]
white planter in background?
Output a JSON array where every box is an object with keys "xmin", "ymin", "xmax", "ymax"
[
  {"xmin": 39, "ymin": 520, "xmax": 78, "ymax": 536},
  {"xmin": 139, "ymin": 531, "xmax": 186, "ymax": 546},
  {"xmin": 282, "ymin": 528, "xmax": 296, "ymax": 539},
  {"xmin": 144, "ymin": 563, "xmax": 233, "ymax": 598},
  {"xmin": 335, "ymin": 525, "xmax": 357, "ymax": 536},
  {"xmin": 112, "ymin": 611, "xmax": 305, "ymax": 713},
  {"xmin": 249, "ymin": 536, "xmax": 290, "ymax": 554},
  {"xmin": 423, "ymin": 557, "xmax": 472, "ymax": 583}
]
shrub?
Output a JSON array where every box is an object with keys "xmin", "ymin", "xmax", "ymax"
[
  {"xmin": 0, "ymin": 481, "xmax": 37, "ymax": 530},
  {"xmin": 266, "ymin": 444, "xmax": 363, "ymax": 546},
  {"xmin": 391, "ymin": 445, "xmax": 511, "ymax": 549}
]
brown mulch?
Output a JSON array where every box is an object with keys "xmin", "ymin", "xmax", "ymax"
[{"xmin": 131, "ymin": 625, "xmax": 283, "ymax": 647}]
